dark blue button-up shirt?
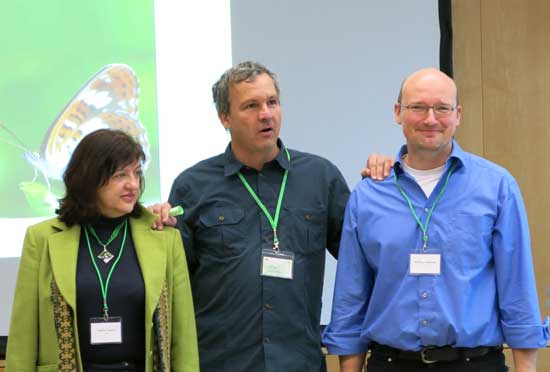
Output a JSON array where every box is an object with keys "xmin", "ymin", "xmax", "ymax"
[{"xmin": 169, "ymin": 141, "xmax": 349, "ymax": 372}]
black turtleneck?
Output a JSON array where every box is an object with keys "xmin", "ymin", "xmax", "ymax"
[{"xmin": 76, "ymin": 215, "xmax": 145, "ymax": 364}]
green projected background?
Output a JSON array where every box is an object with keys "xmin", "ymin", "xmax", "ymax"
[{"xmin": 0, "ymin": 1, "xmax": 159, "ymax": 217}]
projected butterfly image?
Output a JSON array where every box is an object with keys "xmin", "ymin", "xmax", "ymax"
[{"xmin": 0, "ymin": 64, "xmax": 150, "ymax": 215}]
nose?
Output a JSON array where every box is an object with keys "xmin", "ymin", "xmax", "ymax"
[
  {"xmin": 126, "ymin": 174, "xmax": 140, "ymax": 189},
  {"xmin": 423, "ymin": 107, "xmax": 439, "ymax": 125},
  {"xmin": 258, "ymin": 103, "xmax": 273, "ymax": 121}
]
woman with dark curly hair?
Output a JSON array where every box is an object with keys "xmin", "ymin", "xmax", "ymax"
[{"xmin": 6, "ymin": 129, "xmax": 199, "ymax": 372}]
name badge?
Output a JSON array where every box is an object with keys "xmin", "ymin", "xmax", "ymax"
[
  {"xmin": 90, "ymin": 316, "xmax": 123, "ymax": 344},
  {"xmin": 410, "ymin": 253, "xmax": 441, "ymax": 275},
  {"xmin": 261, "ymin": 249, "xmax": 294, "ymax": 279}
]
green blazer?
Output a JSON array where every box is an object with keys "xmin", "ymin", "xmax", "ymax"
[{"xmin": 6, "ymin": 208, "xmax": 199, "ymax": 372}]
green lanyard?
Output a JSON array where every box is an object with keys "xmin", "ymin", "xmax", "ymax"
[
  {"xmin": 83, "ymin": 219, "xmax": 128, "ymax": 319},
  {"xmin": 237, "ymin": 148, "xmax": 290, "ymax": 253},
  {"xmin": 393, "ymin": 159, "xmax": 456, "ymax": 251},
  {"xmin": 87, "ymin": 220, "xmax": 125, "ymax": 249}
]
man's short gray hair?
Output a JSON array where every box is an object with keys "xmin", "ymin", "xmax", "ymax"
[{"xmin": 212, "ymin": 61, "xmax": 280, "ymax": 116}]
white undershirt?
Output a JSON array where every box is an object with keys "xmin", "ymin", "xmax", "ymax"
[{"xmin": 401, "ymin": 159, "xmax": 446, "ymax": 198}]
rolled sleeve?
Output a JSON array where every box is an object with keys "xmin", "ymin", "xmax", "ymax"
[
  {"xmin": 500, "ymin": 317, "xmax": 550, "ymax": 348},
  {"xmin": 494, "ymin": 177, "xmax": 549, "ymax": 348},
  {"xmin": 322, "ymin": 327, "xmax": 367, "ymax": 355}
]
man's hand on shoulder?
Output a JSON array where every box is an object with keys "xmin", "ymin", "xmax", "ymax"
[
  {"xmin": 361, "ymin": 154, "xmax": 394, "ymax": 181},
  {"xmin": 148, "ymin": 202, "xmax": 177, "ymax": 230}
]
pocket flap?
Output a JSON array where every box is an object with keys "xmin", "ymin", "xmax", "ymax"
[{"xmin": 199, "ymin": 207, "xmax": 245, "ymax": 227}]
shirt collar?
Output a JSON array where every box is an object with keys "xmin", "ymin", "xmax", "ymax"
[
  {"xmin": 223, "ymin": 139, "xmax": 290, "ymax": 177},
  {"xmin": 393, "ymin": 139, "xmax": 466, "ymax": 175}
]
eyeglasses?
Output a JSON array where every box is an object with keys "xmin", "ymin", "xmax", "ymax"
[{"xmin": 400, "ymin": 103, "xmax": 456, "ymax": 118}]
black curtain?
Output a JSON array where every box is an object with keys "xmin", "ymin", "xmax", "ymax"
[{"xmin": 439, "ymin": 0, "xmax": 453, "ymax": 77}]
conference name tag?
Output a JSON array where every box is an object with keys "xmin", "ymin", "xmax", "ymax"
[
  {"xmin": 410, "ymin": 253, "xmax": 441, "ymax": 275},
  {"xmin": 261, "ymin": 249, "xmax": 294, "ymax": 279},
  {"xmin": 90, "ymin": 316, "xmax": 123, "ymax": 344}
]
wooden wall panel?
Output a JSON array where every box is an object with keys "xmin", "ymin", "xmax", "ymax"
[
  {"xmin": 480, "ymin": 5, "xmax": 550, "ymax": 370},
  {"xmin": 454, "ymin": 0, "xmax": 550, "ymax": 370},
  {"xmin": 453, "ymin": 0, "xmax": 484, "ymax": 155}
]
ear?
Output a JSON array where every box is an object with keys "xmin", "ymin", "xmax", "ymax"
[
  {"xmin": 220, "ymin": 113, "xmax": 231, "ymax": 130},
  {"xmin": 455, "ymin": 105, "xmax": 463, "ymax": 127},
  {"xmin": 394, "ymin": 103, "xmax": 403, "ymax": 125}
]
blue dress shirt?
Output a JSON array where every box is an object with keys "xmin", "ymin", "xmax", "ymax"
[{"xmin": 323, "ymin": 141, "xmax": 549, "ymax": 355}]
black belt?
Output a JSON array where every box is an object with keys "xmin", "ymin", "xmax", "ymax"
[
  {"xmin": 83, "ymin": 361, "xmax": 144, "ymax": 371},
  {"xmin": 370, "ymin": 342, "xmax": 503, "ymax": 364}
]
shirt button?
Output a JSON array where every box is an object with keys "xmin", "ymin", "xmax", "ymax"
[
  {"xmin": 421, "ymin": 292, "xmax": 428, "ymax": 299},
  {"xmin": 304, "ymin": 214, "xmax": 312, "ymax": 221},
  {"xmin": 265, "ymin": 303, "xmax": 273, "ymax": 309},
  {"xmin": 264, "ymin": 337, "xmax": 271, "ymax": 343},
  {"xmin": 424, "ymin": 207, "xmax": 430, "ymax": 213},
  {"xmin": 421, "ymin": 319, "xmax": 429, "ymax": 326},
  {"xmin": 218, "ymin": 215, "xmax": 225, "ymax": 222}
]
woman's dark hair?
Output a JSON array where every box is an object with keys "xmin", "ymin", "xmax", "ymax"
[{"xmin": 57, "ymin": 129, "xmax": 146, "ymax": 226}]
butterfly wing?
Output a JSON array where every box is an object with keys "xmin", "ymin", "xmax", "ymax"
[
  {"xmin": 84, "ymin": 63, "xmax": 139, "ymax": 117},
  {"xmin": 80, "ymin": 111, "xmax": 150, "ymax": 168},
  {"xmin": 29, "ymin": 64, "xmax": 150, "ymax": 180}
]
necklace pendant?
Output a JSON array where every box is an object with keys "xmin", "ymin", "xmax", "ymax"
[{"xmin": 97, "ymin": 248, "xmax": 115, "ymax": 264}]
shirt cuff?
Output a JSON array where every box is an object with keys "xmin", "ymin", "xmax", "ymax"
[
  {"xmin": 501, "ymin": 316, "xmax": 550, "ymax": 348},
  {"xmin": 322, "ymin": 328, "xmax": 369, "ymax": 355}
]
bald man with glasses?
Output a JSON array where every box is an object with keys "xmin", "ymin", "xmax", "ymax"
[{"xmin": 323, "ymin": 67, "xmax": 549, "ymax": 372}]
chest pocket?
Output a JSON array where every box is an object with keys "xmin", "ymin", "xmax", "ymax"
[
  {"xmin": 284, "ymin": 207, "xmax": 327, "ymax": 255},
  {"xmin": 447, "ymin": 212, "xmax": 494, "ymax": 269},
  {"xmin": 197, "ymin": 207, "xmax": 246, "ymax": 257}
]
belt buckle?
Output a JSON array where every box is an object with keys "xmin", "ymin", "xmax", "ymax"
[{"xmin": 420, "ymin": 346, "xmax": 438, "ymax": 364}]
